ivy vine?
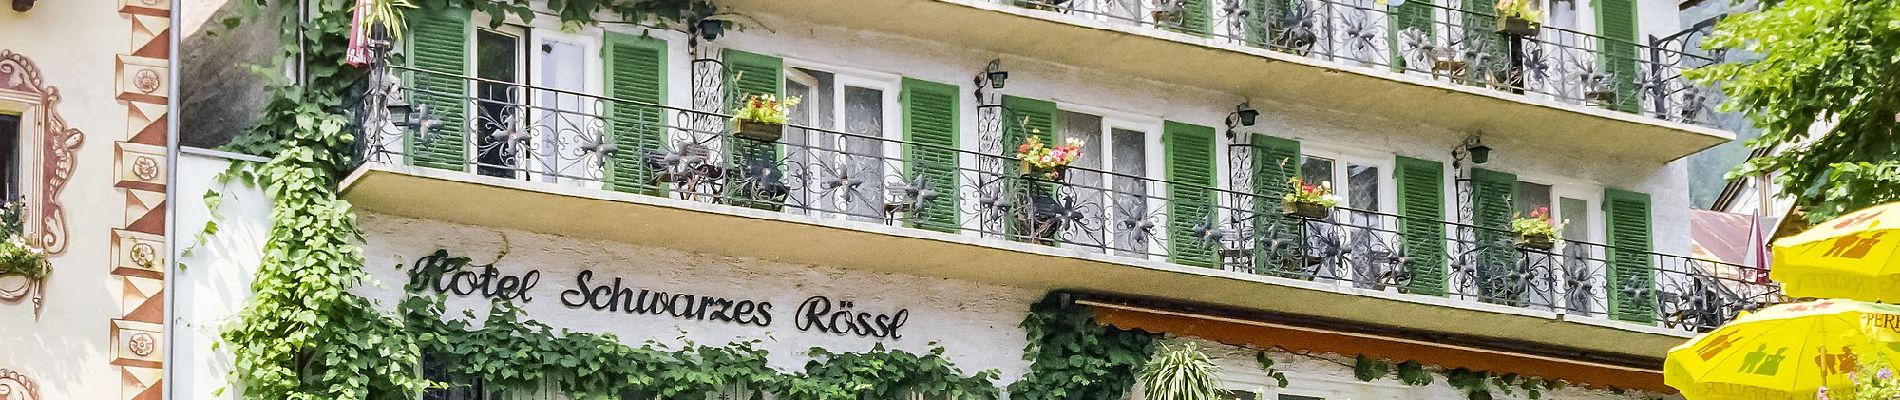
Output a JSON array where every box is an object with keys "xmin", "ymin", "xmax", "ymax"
[
  {"xmin": 401, "ymin": 291, "xmax": 999, "ymax": 400},
  {"xmin": 1006, "ymin": 293, "xmax": 1157, "ymax": 400},
  {"xmin": 1349, "ymin": 355, "xmax": 1562, "ymax": 400}
]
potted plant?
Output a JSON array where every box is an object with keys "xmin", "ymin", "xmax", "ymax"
[
  {"xmin": 731, "ymin": 94, "xmax": 799, "ymax": 142},
  {"xmin": 1494, "ymin": 0, "xmax": 1542, "ymax": 36},
  {"xmin": 1138, "ymin": 341, "xmax": 1223, "ymax": 400},
  {"xmin": 1582, "ymin": 73, "xmax": 1618, "ymax": 105},
  {"xmin": 1015, "ymin": 134, "xmax": 1085, "ymax": 180},
  {"xmin": 1281, "ymin": 177, "xmax": 1338, "ymax": 219},
  {"xmin": 1510, "ymin": 206, "xmax": 1561, "ymax": 251},
  {"xmin": 0, "ymin": 201, "xmax": 49, "ymax": 280},
  {"xmin": 1151, "ymin": 0, "xmax": 1184, "ymax": 29}
]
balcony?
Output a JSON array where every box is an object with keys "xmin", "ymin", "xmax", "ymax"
[
  {"xmin": 343, "ymin": 67, "xmax": 1776, "ymax": 361},
  {"xmin": 717, "ymin": 0, "xmax": 1735, "ymax": 163}
]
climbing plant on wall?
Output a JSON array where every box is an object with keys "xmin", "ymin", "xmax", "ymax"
[{"xmin": 1008, "ymin": 293, "xmax": 1158, "ymax": 400}]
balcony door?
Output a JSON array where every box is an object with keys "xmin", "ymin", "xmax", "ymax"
[
  {"xmin": 473, "ymin": 27, "xmax": 525, "ymax": 179},
  {"xmin": 527, "ymin": 29, "xmax": 603, "ymax": 187},
  {"xmin": 783, "ymin": 66, "xmax": 897, "ymax": 222},
  {"xmin": 470, "ymin": 24, "xmax": 603, "ymax": 186}
]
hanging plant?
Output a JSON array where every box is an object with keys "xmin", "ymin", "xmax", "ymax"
[
  {"xmin": 1139, "ymin": 341, "xmax": 1224, "ymax": 400},
  {"xmin": 0, "ymin": 200, "xmax": 48, "ymax": 280}
]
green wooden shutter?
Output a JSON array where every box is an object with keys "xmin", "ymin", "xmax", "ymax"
[
  {"xmin": 1250, "ymin": 134, "xmax": 1300, "ymax": 274},
  {"xmin": 1604, "ymin": 188, "xmax": 1655, "ymax": 323},
  {"xmin": 1470, "ymin": 168, "xmax": 1518, "ymax": 303},
  {"xmin": 1176, "ymin": 0, "xmax": 1213, "ymax": 36},
  {"xmin": 1396, "ymin": 156, "xmax": 1447, "ymax": 295},
  {"xmin": 1000, "ymin": 96, "xmax": 1057, "ymax": 149},
  {"xmin": 1389, "ymin": 0, "xmax": 1435, "ymax": 72},
  {"xmin": 723, "ymin": 49, "xmax": 784, "ymax": 208},
  {"xmin": 406, "ymin": 6, "xmax": 469, "ymax": 171},
  {"xmin": 901, "ymin": 78, "xmax": 961, "ymax": 233},
  {"xmin": 1165, "ymin": 121, "xmax": 1218, "ymax": 268},
  {"xmin": 1596, "ymin": 0, "xmax": 1640, "ymax": 112},
  {"xmin": 602, "ymin": 32, "xmax": 667, "ymax": 196}
]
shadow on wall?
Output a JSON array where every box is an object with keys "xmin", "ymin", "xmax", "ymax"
[{"xmin": 179, "ymin": 0, "xmax": 282, "ymax": 150}]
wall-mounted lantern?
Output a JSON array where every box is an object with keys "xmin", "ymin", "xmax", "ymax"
[{"xmin": 984, "ymin": 59, "xmax": 1008, "ymax": 89}]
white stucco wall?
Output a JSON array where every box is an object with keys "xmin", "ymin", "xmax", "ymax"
[
  {"xmin": 352, "ymin": 212, "xmax": 1043, "ymax": 380},
  {"xmin": 173, "ymin": 150, "xmax": 272, "ymax": 399}
]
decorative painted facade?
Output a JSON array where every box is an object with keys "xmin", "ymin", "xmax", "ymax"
[{"xmin": 0, "ymin": 0, "xmax": 174, "ymax": 398}]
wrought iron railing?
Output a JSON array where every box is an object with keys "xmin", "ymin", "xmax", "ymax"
[
  {"xmin": 354, "ymin": 66, "xmax": 1776, "ymax": 333},
  {"xmin": 1003, "ymin": 0, "xmax": 1724, "ymax": 126}
]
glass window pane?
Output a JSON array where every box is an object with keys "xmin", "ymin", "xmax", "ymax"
[
  {"xmin": 1516, "ymin": 181, "xmax": 1553, "ymax": 217},
  {"xmin": 1548, "ymin": 0, "xmax": 1578, "ymax": 30},
  {"xmin": 1, "ymin": 114, "xmax": 16, "ymax": 201},
  {"xmin": 475, "ymin": 30, "xmax": 521, "ymax": 178},
  {"xmin": 536, "ymin": 38, "xmax": 588, "ymax": 182},
  {"xmin": 1061, "ymin": 111, "xmax": 1107, "ymax": 251},
  {"xmin": 1347, "ymin": 164, "xmax": 1379, "ymax": 211},
  {"xmin": 843, "ymin": 86, "xmax": 885, "ymax": 221},
  {"xmin": 1559, "ymin": 196, "xmax": 1595, "ymax": 315},
  {"xmin": 1111, "ymin": 128, "xmax": 1148, "ymax": 257},
  {"xmin": 785, "ymin": 69, "xmax": 837, "ymax": 215},
  {"xmin": 1300, "ymin": 156, "xmax": 1334, "ymax": 189},
  {"xmin": 1559, "ymin": 197, "xmax": 1587, "ymax": 241}
]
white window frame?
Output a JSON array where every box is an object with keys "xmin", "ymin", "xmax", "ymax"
[
  {"xmin": 526, "ymin": 25, "xmax": 606, "ymax": 188},
  {"xmin": 466, "ymin": 22, "xmax": 528, "ymax": 179},
  {"xmin": 1053, "ymin": 102, "xmax": 1165, "ymax": 257},
  {"xmin": 1299, "ymin": 143, "xmax": 1398, "ymax": 217},
  {"xmin": 780, "ymin": 59, "xmax": 903, "ymax": 221}
]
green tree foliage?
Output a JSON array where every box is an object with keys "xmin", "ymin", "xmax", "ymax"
[{"xmin": 1688, "ymin": 0, "xmax": 1900, "ymax": 222}]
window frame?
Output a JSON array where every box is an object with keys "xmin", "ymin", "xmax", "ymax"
[
  {"xmin": 779, "ymin": 59, "xmax": 904, "ymax": 221},
  {"xmin": 525, "ymin": 25, "xmax": 606, "ymax": 187},
  {"xmin": 1299, "ymin": 142, "xmax": 1397, "ymax": 216},
  {"xmin": 1051, "ymin": 102, "xmax": 1165, "ymax": 257}
]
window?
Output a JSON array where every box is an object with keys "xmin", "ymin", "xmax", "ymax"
[
  {"xmin": 1, "ymin": 114, "xmax": 17, "ymax": 202},
  {"xmin": 1516, "ymin": 181, "xmax": 1552, "ymax": 217},
  {"xmin": 783, "ymin": 66, "xmax": 895, "ymax": 222},
  {"xmin": 474, "ymin": 28, "xmax": 525, "ymax": 178},
  {"xmin": 1058, "ymin": 110, "xmax": 1154, "ymax": 256},
  {"xmin": 1546, "ymin": 0, "xmax": 1578, "ymax": 30},
  {"xmin": 1299, "ymin": 156, "xmax": 1334, "ymax": 193}
]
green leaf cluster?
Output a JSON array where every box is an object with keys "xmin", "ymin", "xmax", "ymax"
[
  {"xmin": 1007, "ymin": 294, "xmax": 1158, "ymax": 400},
  {"xmin": 1138, "ymin": 342, "xmax": 1223, "ymax": 400},
  {"xmin": 1352, "ymin": 356, "xmax": 1558, "ymax": 400},
  {"xmin": 400, "ymin": 293, "xmax": 1000, "ymax": 400},
  {"xmin": 1688, "ymin": 0, "xmax": 1900, "ymax": 222}
]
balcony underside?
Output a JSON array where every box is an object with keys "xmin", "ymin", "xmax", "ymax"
[
  {"xmin": 341, "ymin": 163, "xmax": 1693, "ymax": 364},
  {"xmin": 721, "ymin": 0, "xmax": 1733, "ymax": 163}
]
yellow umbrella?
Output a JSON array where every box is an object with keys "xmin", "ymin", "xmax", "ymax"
[
  {"xmin": 1665, "ymin": 299, "xmax": 1900, "ymax": 399},
  {"xmin": 1771, "ymin": 202, "xmax": 1900, "ymax": 301}
]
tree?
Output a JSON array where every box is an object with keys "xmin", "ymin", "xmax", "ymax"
[{"xmin": 1689, "ymin": 0, "xmax": 1900, "ymax": 222}]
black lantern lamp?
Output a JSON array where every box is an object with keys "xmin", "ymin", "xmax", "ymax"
[
  {"xmin": 1459, "ymin": 132, "xmax": 1491, "ymax": 164},
  {"xmin": 984, "ymin": 59, "xmax": 1008, "ymax": 89},
  {"xmin": 1234, "ymin": 101, "xmax": 1259, "ymax": 126},
  {"xmin": 696, "ymin": 18, "xmax": 725, "ymax": 42}
]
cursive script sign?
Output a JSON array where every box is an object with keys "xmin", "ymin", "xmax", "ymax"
[{"xmin": 405, "ymin": 251, "xmax": 909, "ymax": 339}]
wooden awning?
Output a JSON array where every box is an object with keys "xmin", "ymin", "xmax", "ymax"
[{"xmin": 1081, "ymin": 299, "xmax": 1672, "ymax": 392}]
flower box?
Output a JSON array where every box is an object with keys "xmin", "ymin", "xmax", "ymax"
[
  {"xmin": 1585, "ymin": 89, "xmax": 1618, "ymax": 105},
  {"xmin": 735, "ymin": 120, "xmax": 783, "ymax": 142},
  {"xmin": 1516, "ymin": 234, "xmax": 1555, "ymax": 251},
  {"xmin": 1283, "ymin": 201, "xmax": 1332, "ymax": 219},
  {"xmin": 1496, "ymin": 17, "xmax": 1539, "ymax": 36},
  {"xmin": 1019, "ymin": 161, "xmax": 1067, "ymax": 181}
]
